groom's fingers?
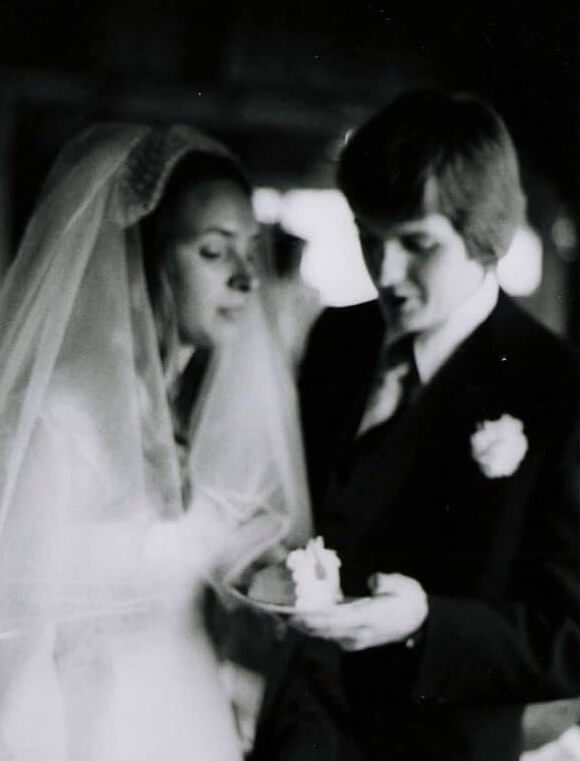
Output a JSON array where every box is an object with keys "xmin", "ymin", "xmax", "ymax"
[
  {"xmin": 291, "ymin": 601, "xmax": 369, "ymax": 631},
  {"xmin": 290, "ymin": 599, "xmax": 389, "ymax": 645},
  {"xmin": 368, "ymin": 572, "xmax": 417, "ymax": 595},
  {"xmin": 337, "ymin": 637, "xmax": 362, "ymax": 651},
  {"xmin": 289, "ymin": 586, "xmax": 427, "ymax": 650},
  {"xmin": 290, "ymin": 612, "xmax": 367, "ymax": 640},
  {"xmin": 290, "ymin": 615, "xmax": 362, "ymax": 634}
]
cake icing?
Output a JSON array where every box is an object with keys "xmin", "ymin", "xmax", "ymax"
[{"xmin": 247, "ymin": 536, "xmax": 343, "ymax": 611}]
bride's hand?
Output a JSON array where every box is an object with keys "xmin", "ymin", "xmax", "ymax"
[
  {"xmin": 257, "ymin": 542, "xmax": 289, "ymax": 565},
  {"xmin": 143, "ymin": 495, "xmax": 284, "ymax": 583},
  {"xmin": 143, "ymin": 495, "xmax": 239, "ymax": 582}
]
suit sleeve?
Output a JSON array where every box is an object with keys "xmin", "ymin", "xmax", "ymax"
[{"xmin": 412, "ymin": 417, "xmax": 580, "ymax": 706}]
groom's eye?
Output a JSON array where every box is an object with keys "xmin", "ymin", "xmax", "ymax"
[{"xmin": 400, "ymin": 234, "xmax": 437, "ymax": 254}]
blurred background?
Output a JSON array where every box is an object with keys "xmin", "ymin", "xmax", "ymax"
[{"xmin": 0, "ymin": 0, "xmax": 578, "ymax": 341}]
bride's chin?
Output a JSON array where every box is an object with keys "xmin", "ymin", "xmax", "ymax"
[
  {"xmin": 180, "ymin": 319, "xmax": 242, "ymax": 351},
  {"xmin": 211, "ymin": 321, "xmax": 244, "ymax": 345}
]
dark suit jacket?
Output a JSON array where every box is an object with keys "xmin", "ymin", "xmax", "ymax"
[{"xmin": 253, "ymin": 293, "xmax": 580, "ymax": 761}]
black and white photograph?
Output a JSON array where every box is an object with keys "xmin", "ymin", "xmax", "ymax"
[{"xmin": 0, "ymin": 2, "xmax": 578, "ymax": 760}]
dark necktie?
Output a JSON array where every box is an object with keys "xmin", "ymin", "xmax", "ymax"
[{"xmin": 357, "ymin": 334, "xmax": 420, "ymax": 437}]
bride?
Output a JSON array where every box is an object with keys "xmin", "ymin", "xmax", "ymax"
[{"xmin": 0, "ymin": 124, "xmax": 311, "ymax": 759}]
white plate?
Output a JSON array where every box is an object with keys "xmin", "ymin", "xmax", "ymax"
[{"xmin": 221, "ymin": 585, "xmax": 354, "ymax": 616}]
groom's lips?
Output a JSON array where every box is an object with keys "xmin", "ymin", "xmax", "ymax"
[{"xmin": 380, "ymin": 289, "xmax": 417, "ymax": 312}]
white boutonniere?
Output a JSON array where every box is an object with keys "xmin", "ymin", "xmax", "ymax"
[{"xmin": 470, "ymin": 414, "xmax": 528, "ymax": 478}]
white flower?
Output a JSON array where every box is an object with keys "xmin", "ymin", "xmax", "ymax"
[{"xmin": 470, "ymin": 414, "xmax": 528, "ymax": 479}]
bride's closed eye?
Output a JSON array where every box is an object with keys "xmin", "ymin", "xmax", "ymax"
[
  {"xmin": 197, "ymin": 233, "xmax": 229, "ymax": 260},
  {"xmin": 199, "ymin": 245, "xmax": 226, "ymax": 260}
]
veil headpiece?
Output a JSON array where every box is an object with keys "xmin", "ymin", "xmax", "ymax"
[{"xmin": 0, "ymin": 123, "xmax": 311, "ymax": 638}]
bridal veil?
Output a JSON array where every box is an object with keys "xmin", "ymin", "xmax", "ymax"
[{"xmin": 0, "ymin": 123, "xmax": 312, "ymax": 652}]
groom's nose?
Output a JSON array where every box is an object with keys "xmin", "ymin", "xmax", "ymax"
[{"xmin": 379, "ymin": 240, "xmax": 409, "ymax": 287}]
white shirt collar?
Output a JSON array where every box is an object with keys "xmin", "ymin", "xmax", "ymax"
[{"xmin": 412, "ymin": 270, "xmax": 499, "ymax": 384}]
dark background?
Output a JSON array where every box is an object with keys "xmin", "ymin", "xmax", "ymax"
[{"xmin": 0, "ymin": 0, "xmax": 578, "ymax": 337}]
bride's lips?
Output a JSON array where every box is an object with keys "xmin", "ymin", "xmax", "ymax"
[{"xmin": 217, "ymin": 304, "xmax": 247, "ymax": 321}]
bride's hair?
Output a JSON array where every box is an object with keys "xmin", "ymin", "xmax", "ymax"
[{"xmin": 137, "ymin": 151, "xmax": 252, "ymax": 375}]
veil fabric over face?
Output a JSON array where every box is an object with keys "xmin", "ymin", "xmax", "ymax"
[{"xmin": 0, "ymin": 123, "xmax": 312, "ymax": 647}]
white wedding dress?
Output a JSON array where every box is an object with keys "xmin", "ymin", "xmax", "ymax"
[
  {"xmin": 0, "ymin": 402, "xmax": 246, "ymax": 761},
  {"xmin": 0, "ymin": 125, "xmax": 312, "ymax": 760}
]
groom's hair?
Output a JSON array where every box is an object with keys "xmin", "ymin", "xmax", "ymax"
[{"xmin": 337, "ymin": 89, "xmax": 526, "ymax": 264}]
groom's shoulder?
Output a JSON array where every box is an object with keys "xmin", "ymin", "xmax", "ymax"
[
  {"xmin": 496, "ymin": 295, "xmax": 578, "ymax": 368},
  {"xmin": 492, "ymin": 293, "xmax": 579, "ymax": 403}
]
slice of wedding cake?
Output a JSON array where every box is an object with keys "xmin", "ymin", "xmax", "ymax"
[{"xmin": 247, "ymin": 536, "xmax": 343, "ymax": 611}]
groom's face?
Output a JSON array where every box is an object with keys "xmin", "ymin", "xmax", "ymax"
[{"xmin": 356, "ymin": 210, "xmax": 487, "ymax": 339}]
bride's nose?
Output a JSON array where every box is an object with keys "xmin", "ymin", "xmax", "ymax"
[{"xmin": 227, "ymin": 255, "xmax": 259, "ymax": 292}]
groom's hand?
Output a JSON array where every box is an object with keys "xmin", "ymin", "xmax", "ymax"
[{"xmin": 290, "ymin": 573, "xmax": 428, "ymax": 651}]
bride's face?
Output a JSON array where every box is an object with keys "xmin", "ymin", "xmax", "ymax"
[{"xmin": 162, "ymin": 179, "xmax": 261, "ymax": 348}]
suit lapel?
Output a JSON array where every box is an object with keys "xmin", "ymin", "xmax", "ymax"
[{"xmin": 327, "ymin": 302, "xmax": 501, "ymax": 550}]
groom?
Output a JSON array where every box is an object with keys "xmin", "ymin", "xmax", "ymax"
[{"xmin": 252, "ymin": 90, "xmax": 580, "ymax": 761}]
